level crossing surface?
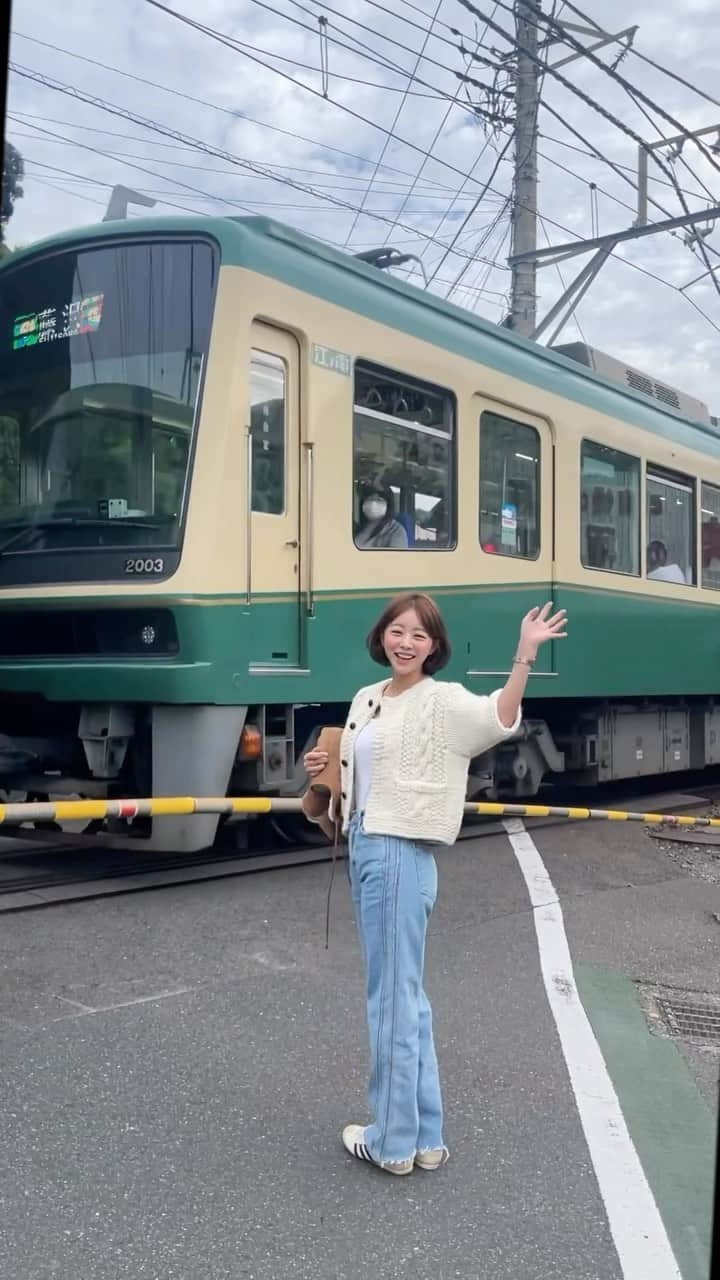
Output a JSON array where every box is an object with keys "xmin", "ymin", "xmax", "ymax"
[{"xmin": 0, "ymin": 818, "xmax": 716, "ymax": 1280}]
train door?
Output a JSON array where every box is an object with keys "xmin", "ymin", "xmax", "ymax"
[
  {"xmin": 471, "ymin": 402, "xmax": 555, "ymax": 676},
  {"xmin": 247, "ymin": 323, "xmax": 302, "ymax": 669}
]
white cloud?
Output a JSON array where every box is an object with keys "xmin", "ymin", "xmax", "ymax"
[{"xmin": 5, "ymin": 0, "xmax": 720, "ymax": 410}]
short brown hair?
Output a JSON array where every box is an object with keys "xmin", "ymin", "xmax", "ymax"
[{"xmin": 366, "ymin": 592, "xmax": 451, "ymax": 675}]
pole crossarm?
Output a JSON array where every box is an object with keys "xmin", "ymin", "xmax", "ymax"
[
  {"xmin": 548, "ymin": 26, "xmax": 637, "ymax": 71},
  {"xmin": 636, "ymin": 123, "xmax": 720, "ymax": 224},
  {"xmin": 510, "ymin": 203, "xmax": 720, "ymax": 266}
]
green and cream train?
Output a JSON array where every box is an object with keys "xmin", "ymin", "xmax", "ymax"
[{"xmin": 0, "ymin": 213, "xmax": 719, "ymax": 852}]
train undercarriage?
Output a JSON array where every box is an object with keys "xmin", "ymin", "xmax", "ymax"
[{"xmin": 0, "ymin": 694, "xmax": 719, "ymax": 853}]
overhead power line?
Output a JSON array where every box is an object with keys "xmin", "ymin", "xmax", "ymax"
[
  {"xmin": 343, "ymin": 0, "xmax": 444, "ymax": 248},
  {"xmin": 11, "ymin": 117, "xmax": 258, "ymax": 218},
  {"xmin": 11, "ymin": 31, "xmax": 461, "ymax": 194},
  {"xmin": 9, "ymin": 121, "xmax": 491, "ymax": 201},
  {"xmin": 10, "ymin": 63, "xmax": 499, "ymax": 262},
  {"xmin": 482, "ymin": 0, "xmax": 720, "ymax": 184},
  {"xmin": 554, "ymin": 0, "xmax": 720, "ymax": 114},
  {"xmin": 380, "ymin": 4, "xmax": 503, "ymax": 258},
  {"xmin": 131, "ymin": 1, "xmax": 651, "ymax": 248}
]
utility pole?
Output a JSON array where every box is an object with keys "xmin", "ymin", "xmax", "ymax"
[
  {"xmin": 504, "ymin": 4, "xmax": 636, "ymax": 337},
  {"xmin": 508, "ymin": 0, "xmax": 541, "ymax": 336}
]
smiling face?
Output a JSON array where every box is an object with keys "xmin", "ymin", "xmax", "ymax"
[{"xmin": 382, "ymin": 607, "xmax": 435, "ymax": 682}]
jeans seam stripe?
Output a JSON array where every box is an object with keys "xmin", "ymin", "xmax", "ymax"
[{"xmin": 378, "ymin": 837, "xmax": 402, "ymax": 1163}]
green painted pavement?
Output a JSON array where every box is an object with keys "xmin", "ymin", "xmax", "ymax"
[{"xmin": 574, "ymin": 963, "xmax": 715, "ymax": 1280}]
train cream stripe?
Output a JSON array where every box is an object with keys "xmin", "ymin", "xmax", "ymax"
[
  {"xmin": 503, "ymin": 819, "xmax": 682, "ymax": 1278},
  {"xmin": 5, "ymin": 577, "xmax": 719, "ymax": 608},
  {"xmin": 0, "ymin": 797, "xmax": 717, "ymax": 827}
]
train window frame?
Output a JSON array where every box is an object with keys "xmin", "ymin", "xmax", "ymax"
[
  {"xmin": 249, "ymin": 348, "xmax": 286, "ymax": 516},
  {"xmin": 352, "ymin": 360, "xmax": 456, "ymax": 552},
  {"xmin": 0, "ymin": 234, "xmax": 219, "ymax": 587},
  {"xmin": 701, "ymin": 481, "xmax": 720, "ymax": 590},
  {"xmin": 645, "ymin": 464, "xmax": 696, "ymax": 587},
  {"xmin": 479, "ymin": 411, "xmax": 541, "ymax": 561},
  {"xmin": 580, "ymin": 439, "xmax": 641, "ymax": 578}
]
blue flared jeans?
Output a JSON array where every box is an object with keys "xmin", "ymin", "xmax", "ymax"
[{"xmin": 348, "ymin": 812, "xmax": 445, "ymax": 1164}]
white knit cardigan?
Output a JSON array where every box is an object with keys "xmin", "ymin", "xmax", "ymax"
[{"xmin": 335, "ymin": 677, "xmax": 521, "ymax": 845}]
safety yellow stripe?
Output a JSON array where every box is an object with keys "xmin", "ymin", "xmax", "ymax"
[
  {"xmin": 0, "ymin": 796, "xmax": 718, "ymax": 829},
  {"xmin": 53, "ymin": 800, "xmax": 114, "ymax": 821},
  {"xmin": 149, "ymin": 797, "xmax": 196, "ymax": 816}
]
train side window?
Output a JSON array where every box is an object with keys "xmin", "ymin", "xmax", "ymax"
[
  {"xmin": 646, "ymin": 467, "xmax": 695, "ymax": 585},
  {"xmin": 580, "ymin": 441, "xmax": 640, "ymax": 575},
  {"xmin": 250, "ymin": 350, "xmax": 285, "ymax": 515},
  {"xmin": 353, "ymin": 363, "xmax": 455, "ymax": 550},
  {"xmin": 701, "ymin": 482, "xmax": 720, "ymax": 589},
  {"xmin": 479, "ymin": 412, "xmax": 539, "ymax": 558}
]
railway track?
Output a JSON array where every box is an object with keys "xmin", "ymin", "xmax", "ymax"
[{"xmin": 0, "ymin": 780, "xmax": 716, "ymax": 912}]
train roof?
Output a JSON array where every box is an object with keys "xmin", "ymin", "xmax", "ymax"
[{"xmin": 3, "ymin": 212, "xmax": 719, "ymax": 460}]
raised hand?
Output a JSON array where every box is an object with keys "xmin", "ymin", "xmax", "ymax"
[{"xmin": 518, "ymin": 603, "xmax": 568, "ymax": 659}]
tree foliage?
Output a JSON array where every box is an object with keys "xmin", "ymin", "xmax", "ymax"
[{"xmin": 1, "ymin": 142, "xmax": 25, "ymax": 239}]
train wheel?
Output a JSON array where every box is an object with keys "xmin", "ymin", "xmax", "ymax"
[{"xmin": 270, "ymin": 814, "xmax": 329, "ymax": 847}]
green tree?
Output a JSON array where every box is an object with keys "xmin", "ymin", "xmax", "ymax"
[{"xmin": 1, "ymin": 142, "xmax": 25, "ymax": 241}]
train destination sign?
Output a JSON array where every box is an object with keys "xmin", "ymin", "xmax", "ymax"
[{"xmin": 12, "ymin": 292, "xmax": 105, "ymax": 350}]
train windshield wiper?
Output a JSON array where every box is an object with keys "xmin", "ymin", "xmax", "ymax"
[{"xmin": 0, "ymin": 516, "xmax": 171, "ymax": 558}]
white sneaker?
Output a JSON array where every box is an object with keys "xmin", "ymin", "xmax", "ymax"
[
  {"xmin": 415, "ymin": 1147, "xmax": 449, "ymax": 1171},
  {"xmin": 341, "ymin": 1125, "xmax": 414, "ymax": 1175}
]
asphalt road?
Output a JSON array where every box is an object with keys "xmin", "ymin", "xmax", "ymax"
[{"xmin": 0, "ymin": 817, "xmax": 717, "ymax": 1280}]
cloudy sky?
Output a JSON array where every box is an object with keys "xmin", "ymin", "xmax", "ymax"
[{"xmin": 5, "ymin": 0, "xmax": 720, "ymax": 408}]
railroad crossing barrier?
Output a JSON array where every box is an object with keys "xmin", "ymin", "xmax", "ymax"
[{"xmin": 0, "ymin": 796, "xmax": 717, "ymax": 829}]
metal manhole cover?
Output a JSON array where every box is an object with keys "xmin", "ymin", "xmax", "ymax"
[{"xmin": 654, "ymin": 996, "xmax": 720, "ymax": 1046}]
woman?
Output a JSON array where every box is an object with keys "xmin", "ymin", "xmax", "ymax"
[
  {"xmin": 304, "ymin": 592, "xmax": 567, "ymax": 1176},
  {"xmin": 354, "ymin": 484, "xmax": 409, "ymax": 549}
]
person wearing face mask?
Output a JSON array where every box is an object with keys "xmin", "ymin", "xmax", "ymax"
[{"xmin": 355, "ymin": 484, "xmax": 409, "ymax": 549}]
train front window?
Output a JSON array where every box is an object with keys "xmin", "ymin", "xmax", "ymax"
[{"xmin": 0, "ymin": 238, "xmax": 216, "ymax": 584}]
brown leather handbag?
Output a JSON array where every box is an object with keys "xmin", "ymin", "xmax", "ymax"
[{"xmin": 301, "ymin": 725, "xmax": 343, "ymax": 843}]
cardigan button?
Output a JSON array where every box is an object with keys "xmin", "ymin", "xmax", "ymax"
[
  {"xmin": 341, "ymin": 791, "xmax": 347, "ymax": 799},
  {"xmin": 368, "ymin": 699, "xmax": 373, "ymax": 706},
  {"xmin": 341, "ymin": 759, "xmax": 348, "ymax": 768},
  {"xmin": 349, "ymin": 722, "xmax": 356, "ymax": 730}
]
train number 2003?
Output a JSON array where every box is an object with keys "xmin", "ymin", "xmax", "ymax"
[{"xmin": 124, "ymin": 557, "xmax": 165, "ymax": 574}]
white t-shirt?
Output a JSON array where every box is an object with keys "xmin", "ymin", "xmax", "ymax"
[
  {"xmin": 352, "ymin": 692, "xmax": 407, "ymax": 814},
  {"xmin": 648, "ymin": 564, "xmax": 686, "ymax": 583},
  {"xmin": 353, "ymin": 721, "xmax": 375, "ymax": 814}
]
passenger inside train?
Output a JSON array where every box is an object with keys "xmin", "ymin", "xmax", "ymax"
[
  {"xmin": 647, "ymin": 539, "xmax": 686, "ymax": 583},
  {"xmin": 354, "ymin": 483, "xmax": 409, "ymax": 549}
]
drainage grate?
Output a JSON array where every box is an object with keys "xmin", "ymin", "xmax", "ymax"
[{"xmin": 654, "ymin": 996, "xmax": 720, "ymax": 1046}]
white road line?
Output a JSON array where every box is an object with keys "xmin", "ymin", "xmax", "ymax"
[
  {"xmin": 503, "ymin": 818, "xmax": 682, "ymax": 1280},
  {"xmin": 52, "ymin": 988, "xmax": 192, "ymax": 1018}
]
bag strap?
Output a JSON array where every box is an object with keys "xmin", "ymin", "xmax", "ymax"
[{"xmin": 324, "ymin": 816, "xmax": 342, "ymax": 950}]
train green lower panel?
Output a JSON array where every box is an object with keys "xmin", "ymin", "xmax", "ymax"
[{"xmin": 0, "ymin": 581, "xmax": 717, "ymax": 703}]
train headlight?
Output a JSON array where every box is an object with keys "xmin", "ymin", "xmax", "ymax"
[{"xmin": 140, "ymin": 624, "xmax": 157, "ymax": 646}]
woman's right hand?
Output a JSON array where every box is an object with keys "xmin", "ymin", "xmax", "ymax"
[{"xmin": 303, "ymin": 748, "xmax": 329, "ymax": 778}]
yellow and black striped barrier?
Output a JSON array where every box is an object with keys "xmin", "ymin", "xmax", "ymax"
[
  {"xmin": 0, "ymin": 795, "xmax": 716, "ymax": 829},
  {"xmin": 464, "ymin": 801, "xmax": 718, "ymax": 826}
]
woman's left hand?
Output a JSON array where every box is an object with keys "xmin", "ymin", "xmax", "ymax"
[{"xmin": 518, "ymin": 603, "xmax": 567, "ymax": 659}]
